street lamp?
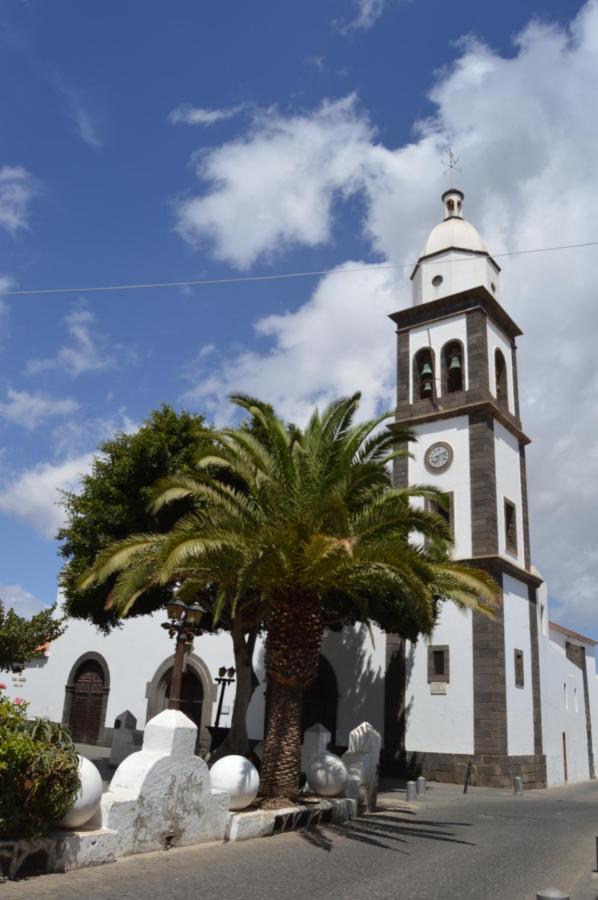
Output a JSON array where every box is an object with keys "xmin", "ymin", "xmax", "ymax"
[
  {"xmin": 161, "ymin": 601, "xmax": 206, "ymax": 710},
  {"xmin": 214, "ymin": 665, "xmax": 236, "ymax": 728}
]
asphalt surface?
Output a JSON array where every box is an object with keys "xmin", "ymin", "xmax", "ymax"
[{"xmin": 3, "ymin": 780, "xmax": 598, "ymax": 900}]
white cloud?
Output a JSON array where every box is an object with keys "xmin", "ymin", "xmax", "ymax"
[
  {"xmin": 174, "ymin": 95, "xmax": 375, "ymax": 269},
  {"xmin": 303, "ymin": 56, "xmax": 327, "ymax": 72},
  {"xmin": 334, "ymin": 0, "xmax": 388, "ymax": 34},
  {"xmin": 52, "ymin": 409, "xmax": 138, "ymax": 457},
  {"xmin": 27, "ymin": 307, "xmax": 116, "ymax": 377},
  {"xmin": 183, "ymin": 263, "xmax": 398, "ymax": 424},
  {"xmin": 0, "ymin": 283, "xmax": 11, "ymax": 347},
  {"xmin": 0, "ymin": 583, "xmax": 49, "ymax": 616},
  {"xmin": 0, "ymin": 453, "xmax": 93, "ymax": 538},
  {"xmin": 0, "ymin": 165, "xmax": 37, "ymax": 234},
  {"xmin": 168, "ymin": 103, "xmax": 246, "ymax": 126},
  {"xmin": 178, "ymin": 1, "xmax": 598, "ymax": 633},
  {"xmin": 0, "ymin": 388, "xmax": 79, "ymax": 430},
  {"xmin": 51, "ymin": 74, "xmax": 102, "ymax": 149}
]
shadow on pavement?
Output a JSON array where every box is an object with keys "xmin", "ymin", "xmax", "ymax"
[{"xmin": 298, "ymin": 809, "xmax": 477, "ymax": 853}]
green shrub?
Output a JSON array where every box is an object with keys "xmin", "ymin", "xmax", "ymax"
[{"xmin": 0, "ymin": 691, "xmax": 80, "ymax": 841}]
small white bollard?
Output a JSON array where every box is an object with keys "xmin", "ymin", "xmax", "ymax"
[
  {"xmin": 406, "ymin": 780, "xmax": 417, "ymax": 802},
  {"xmin": 514, "ymin": 776, "xmax": 524, "ymax": 795},
  {"xmin": 536, "ymin": 890, "xmax": 569, "ymax": 899},
  {"xmin": 416, "ymin": 776, "xmax": 426, "ymax": 797}
]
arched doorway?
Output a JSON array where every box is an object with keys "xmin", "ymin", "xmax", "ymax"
[
  {"xmin": 63, "ymin": 654, "xmax": 110, "ymax": 745},
  {"xmin": 164, "ymin": 669, "xmax": 204, "ymax": 731},
  {"xmin": 146, "ymin": 653, "xmax": 214, "ymax": 751},
  {"xmin": 301, "ymin": 655, "xmax": 339, "ymax": 746}
]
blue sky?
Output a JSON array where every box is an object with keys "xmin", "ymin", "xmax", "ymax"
[{"xmin": 1, "ymin": 0, "xmax": 597, "ymax": 634}]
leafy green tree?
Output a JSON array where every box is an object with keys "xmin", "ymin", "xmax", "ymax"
[
  {"xmin": 82, "ymin": 393, "xmax": 498, "ymax": 804},
  {"xmin": 58, "ymin": 404, "xmax": 261, "ymax": 758},
  {"xmin": 0, "ymin": 602, "xmax": 64, "ymax": 674},
  {"xmin": 58, "ymin": 405, "xmax": 206, "ymax": 629}
]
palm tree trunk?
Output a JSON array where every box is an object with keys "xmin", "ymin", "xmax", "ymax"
[
  {"xmin": 259, "ymin": 589, "xmax": 322, "ymax": 805},
  {"xmin": 259, "ymin": 680, "xmax": 303, "ymax": 803},
  {"xmin": 210, "ymin": 619, "xmax": 259, "ymax": 763}
]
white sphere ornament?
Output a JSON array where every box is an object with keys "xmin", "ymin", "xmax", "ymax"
[
  {"xmin": 59, "ymin": 755, "xmax": 103, "ymax": 829},
  {"xmin": 210, "ymin": 755, "xmax": 260, "ymax": 810},
  {"xmin": 306, "ymin": 752, "xmax": 348, "ymax": 797}
]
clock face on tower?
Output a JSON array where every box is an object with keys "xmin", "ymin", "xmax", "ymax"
[{"xmin": 424, "ymin": 441, "xmax": 453, "ymax": 474}]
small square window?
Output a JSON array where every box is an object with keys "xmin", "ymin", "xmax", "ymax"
[
  {"xmin": 514, "ymin": 649, "xmax": 524, "ymax": 688},
  {"xmin": 504, "ymin": 499, "xmax": 517, "ymax": 555},
  {"xmin": 428, "ymin": 645, "xmax": 449, "ymax": 684},
  {"xmin": 425, "ymin": 492, "xmax": 454, "ymax": 544}
]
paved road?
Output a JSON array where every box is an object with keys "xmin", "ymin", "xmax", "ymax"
[{"xmin": 3, "ymin": 780, "xmax": 598, "ymax": 900}]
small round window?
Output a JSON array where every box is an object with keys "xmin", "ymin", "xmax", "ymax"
[{"xmin": 432, "ymin": 275, "xmax": 443, "ymax": 287}]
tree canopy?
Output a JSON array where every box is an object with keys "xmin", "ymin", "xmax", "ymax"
[
  {"xmin": 0, "ymin": 601, "xmax": 64, "ymax": 674},
  {"xmin": 57, "ymin": 405, "xmax": 206, "ymax": 630},
  {"xmin": 82, "ymin": 393, "xmax": 499, "ymax": 801}
]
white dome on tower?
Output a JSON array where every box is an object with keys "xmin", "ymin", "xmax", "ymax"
[
  {"xmin": 423, "ymin": 218, "xmax": 488, "ymax": 256},
  {"xmin": 411, "ymin": 189, "xmax": 500, "ymax": 306},
  {"xmin": 420, "ymin": 189, "xmax": 488, "ymax": 257}
]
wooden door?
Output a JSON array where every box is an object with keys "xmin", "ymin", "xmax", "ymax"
[{"xmin": 69, "ymin": 660, "xmax": 106, "ymax": 744}]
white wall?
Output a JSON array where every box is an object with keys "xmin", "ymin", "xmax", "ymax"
[
  {"xmin": 409, "ymin": 314, "xmax": 469, "ymax": 403},
  {"xmin": 487, "ymin": 319, "xmax": 515, "ymax": 415},
  {"xmin": 536, "ymin": 577, "xmax": 591, "ymax": 786},
  {"xmin": 0, "ymin": 609, "xmax": 386, "ymax": 750},
  {"xmin": 322, "ymin": 624, "xmax": 386, "ymax": 746},
  {"xmin": 405, "ymin": 603, "xmax": 474, "ymax": 755},
  {"xmin": 409, "ymin": 416, "xmax": 472, "ymax": 559},
  {"xmin": 0, "ymin": 612, "xmax": 233, "ymax": 731},
  {"xmin": 503, "ymin": 575, "xmax": 534, "ymax": 756},
  {"xmin": 412, "ymin": 251, "xmax": 500, "ymax": 305},
  {"xmin": 586, "ymin": 648, "xmax": 598, "ymax": 768},
  {"xmin": 494, "ymin": 422, "xmax": 525, "ymax": 568}
]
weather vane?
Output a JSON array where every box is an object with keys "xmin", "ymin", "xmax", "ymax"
[{"xmin": 442, "ymin": 147, "xmax": 461, "ymax": 176}]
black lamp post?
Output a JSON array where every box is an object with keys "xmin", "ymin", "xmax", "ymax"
[
  {"xmin": 161, "ymin": 600, "xmax": 206, "ymax": 710},
  {"xmin": 214, "ymin": 665, "xmax": 236, "ymax": 728}
]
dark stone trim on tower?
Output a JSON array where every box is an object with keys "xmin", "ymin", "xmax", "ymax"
[
  {"xmin": 397, "ymin": 329, "xmax": 410, "ymax": 406},
  {"xmin": 472, "ymin": 564, "xmax": 507, "ymax": 757},
  {"xmin": 511, "ymin": 341, "xmax": 521, "ymax": 420},
  {"xmin": 469, "ymin": 413, "xmax": 498, "ymax": 556},
  {"xmin": 519, "ymin": 444, "xmax": 532, "ymax": 570},
  {"xmin": 394, "ymin": 398, "xmax": 530, "ymax": 445},
  {"xmin": 528, "ymin": 585, "xmax": 544, "ymax": 756},
  {"xmin": 565, "ymin": 642, "xmax": 596, "ymax": 779},
  {"xmin": 403, "ymin": 751, "xmax": 546, "ymax": 789},
  {"xmin": 393, "ymin": 442, "xmax": 409, "ymax": 490},
  {"xmin": 389, "ymin": 286, "xmax": 522, "ymax": 340},
  {"xmin": 466, "ymin": 308, "xmax": 490, "ymax": 401},
  {"xmin": 382, "ymin": 634, "xmax": 406, "ymax": 775}
]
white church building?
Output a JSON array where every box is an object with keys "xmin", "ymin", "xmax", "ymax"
[{"xmin": 2, "ymin": 190, "xmax": 596, "ymax": 790}]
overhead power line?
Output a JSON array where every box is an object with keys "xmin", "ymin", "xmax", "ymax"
[{"xmin": 0, "ymin": 239, "xmax": 597, "ymax": 299}]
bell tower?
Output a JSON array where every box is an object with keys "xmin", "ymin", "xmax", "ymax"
[{"xmin": 385, "ymin": 190, "xmax": 546, "ymax": 788}]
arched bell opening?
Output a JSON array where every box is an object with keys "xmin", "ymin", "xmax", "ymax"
[
  {"xmin": 495, "ymin": 348, "xmax": 508, "ymax": 411},
  {"xmin": 413, "ymin": 348, "xmax": 436, "ymax": 402},
  {"xmin": 442, "ymin": 340, "xmax": 464, "ymax": 394}
]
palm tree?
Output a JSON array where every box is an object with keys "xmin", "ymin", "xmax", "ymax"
[{"xmin": 82, "ymin": 393, "xmax": 498, "ymax": 805}]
